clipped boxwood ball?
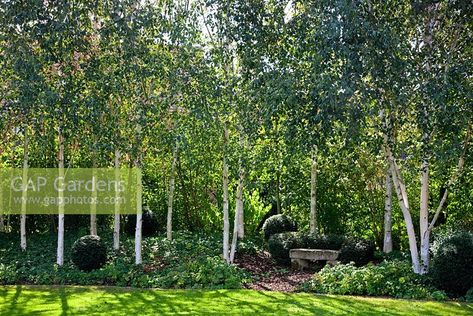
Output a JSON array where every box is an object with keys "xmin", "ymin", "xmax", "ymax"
[
  {"xmin": 431, "ymin": 231, "xmax": 473, "ymax": 297},
  {"xmin": 302, "ymin": 234, "xmax": 346, "ymax": 250},
  {"xmin": 262, "ymin": 214, "xmax": 298, "ymax": 240},
  {"xmin": 125, "ymin": 209, "xmax": 159, "ymax": 237},
  {"xmin": 71, "ymin": 235, "xmax": 107, "ymax": 271},
  {"xmin": 338, "ymin": 237, "xmax": 375, "ymax": 266}
]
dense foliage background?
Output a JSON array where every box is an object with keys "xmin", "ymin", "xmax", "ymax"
[{"xmin": 0, "ymin": 0, "xmax": 471, "ymax": 294}]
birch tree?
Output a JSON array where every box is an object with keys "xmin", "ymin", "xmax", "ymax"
[
  {"xmin": 358, "ymin": 1, "xmax": 473, "ymax": 273},
  {"xmin": 230, "ymin": 130, "xmax": 245, "ymax": 262},
  {"xmin": 20, "ymin": 128, "xmax": 28, "ymax": 250},
  {"xmin": 166, "ymin": 139, "xmax": 178, "ymax": 240},
  {"xmin": 222, "ymin": 122, "xmax": 230, "ymax": 262},
  {"xmin": 56, "ymin": 128, "xmax": 65, "ymax": 266},
  {"xmin": 113, "ymin": 149, "xmax": 121, "ymax": 250},
  {"xmin": 383, "ymin": 171, "xmax": 393, "ymax": 253},
  {"xmin": 309, "ymin": 146, "xmax": 318, "ymax": 234}
]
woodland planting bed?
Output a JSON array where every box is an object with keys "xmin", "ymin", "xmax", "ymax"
[
  {"xmin": 0, "ymin": 229, "xmax": 316, "ymax": 292},
  {"xmin": 0, "ymin": 230, "xmax": 468, "ymax": 302}
]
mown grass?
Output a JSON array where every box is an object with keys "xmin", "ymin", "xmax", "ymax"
[{"xmin": 0, "ymin": 285, "xmax": 472, "ymax": 315}]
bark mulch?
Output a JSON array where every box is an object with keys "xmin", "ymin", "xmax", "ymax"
[{"xmin": 234, "ymin": 251, "xmax": 315, "ymax": 292}]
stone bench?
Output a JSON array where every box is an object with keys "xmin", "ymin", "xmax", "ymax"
[{"xmin": 289, "ymin": 248, "xmax": 340, "ymax": 270}]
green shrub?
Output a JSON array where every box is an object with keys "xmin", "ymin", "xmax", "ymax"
[
  {"xmin": 374, "ymin": 250, "xmax": 410, "ymax": 262},
  {"xmin": 302, "ymin": 234, "xmax": 346, "ymax": 250},
  {"xmin": 262, "ymin": 214, "xmax": 297, "ymax": 240},
  {"xmin": 338, "ymin": 237, "xmax": 375, "ymax": 266},
  {"xmin": 71, "ymin": 235, "xmax": 107, "ymax": 272},
  {"xmin": 431, "ymin": 231, "xmax": 473, "ymax": 297},
  {"xmin": 0, "ymin": 263, "xmax": 17, "ymax": 284},
  {"xmin": 268, "ymin": 232, "xmax": 302, "ymax": 265},
  {"xmin": 150, "ymin": 256, "xmax": 250, "ymax": 289},
  {"xmin": 237, "ymin": 238, "xmax": 264, "ymax": 255},
  {"xmin": 0, "ymin": 231, "xmax": 251, "ymax": 289},
  {"xmin": 300, "ymin": 260, "xmax": 446, "ymax": 300},
  {"xmin": 125, "ymin": 209, "xmax": 159, "ymax": 237}
]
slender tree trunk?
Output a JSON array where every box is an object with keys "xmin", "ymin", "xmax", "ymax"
[
  {"xmin": 230, "ymin": 137, "xmax": 245, "ymax": 262},
  {"xmin": 383, "ymin": 170, "xmax": 393, "ymax": 253},
  {"xmin": 236, "ymin": 133, "xmax": 245, "ymax": 239},
  {"xmin": 388, "ymin": 158, "xmax": 421, "ymax": 273},
  {"xmin": 57, "ymin": 129, "xmax": 65, "ymax": 266},
  {"xmin": 310, "ymin": 146, "xmax": 318, "ymax": 234},
  {"xmin": 229, "ymin": 203, "xmax": 239, "ymax": 263},
  {"xmin": 135, "ymin": 164, "xmax": 143, "ymax": 265},
  {"xmin": 167, "ymin": 140, "xmax": 178, "ymax": 241},
  {"xmin": 381, "ymin": 110, "xmax": 421, "ymax": 273},
  {"xmin": 222, "ymin": 123, "xmax": 230, "ymax": 263},
  {"xmin": 20, "ymin": 129, "xmax": 29, "ymax": 251},
  {"xmin": 90, "ymin": 159, "xmax": 97, "ymax": 236},
  {"xmin": 235, "ymin": 174, "xmax": 244, "ymax": 239},
  {"xmin": 113, "ymin": 149, "xmax": 121, "ymax": 251},
  {"xmin": 419, "ymin": 158, "xmax": 430, "ymax": 272}
]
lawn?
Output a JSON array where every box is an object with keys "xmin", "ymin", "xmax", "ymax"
[{"xmin": 0, "ymin": 286, "xmax": 471, "ymax": 315}]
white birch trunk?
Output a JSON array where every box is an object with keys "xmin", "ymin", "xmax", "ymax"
[
  {"xmin": 57, "ymin": 130, "xmax": 65, "ymax": 266},
  {"xmin": 229, "ymin": 202, "xmax": 239, "ymax": 263},
  {"xmin": 20, "ymin": 130, "xmax": 29, "ymax": 251},
  {"xmin": 222, "ymin": 123, "xmax": 230, "ymax": 263},
  {"xmin": 166, "ymin": 140, "xmax": 178, "ymax": 241},
  {"xmin": 113, "ymin": 149, "xmax": 121, "ymax": 250},
  {"xmin": 90, "ymin": 162, "xmax": 97, "ymax": 236},
  {"xmin": 310, "ymin": 146, "xmax": 318, "ymax": 234},
  {"xmin": 383, "ymin": 170, "xmax": 393, "ymax": 253},
  {"xmin": 381, "ymin": 110, "xmax": 421, "ymax": 273},
  {"xmin": 230, "ymin": 132, "xmax": 245, "ymax": 262},
  {"xmin": 236, "ymin": 177, "xmax": 244, "ymax": 239},
  {"xmin": 419, "ymin": 159, "xmax": 430, "ymax": 273},
  {"xmin": 236, "ymin": 133, "xmax": 244, "ymax": 239},
  {"xmin": 389, "ymin": 159, "xmax": 421, "ymax": 273},
  {"xmin": 134, "ymin": 166, "xmax": 142, "ymax": 265}
]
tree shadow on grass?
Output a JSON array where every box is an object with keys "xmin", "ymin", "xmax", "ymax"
[
  {"xmin": 2, "ymin": 286, "xmax": 473, "ymax": 315},
  {"xmin": 58, "ymin": 286, "xmax": 69, "ymax": 316}
]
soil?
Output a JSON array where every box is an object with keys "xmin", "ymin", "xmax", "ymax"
[{"xmin": 234, "ymin": 251, "xmax": 315, "ymax": 292}]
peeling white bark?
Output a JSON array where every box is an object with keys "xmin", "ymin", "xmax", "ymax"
[
  {"xmin": 388, "ymin": 159, "xmax": 421, "ymax": 274},
  {"xmin": 113, "ymin": 149, "xmax": 121, "ymax": 251},
  {"xmin": 20, "ymin": 130, "xmax": 29, "ymax": 251},
  {"xmin": 135, "ymin": 166, "xmax": 142, "ymax": 265},
  {"xmin": 419, "ymin": 158, "xmax": 430, "ymax": 272},
  {"xmin": 229, "ymin": 202, "xmax": 239, "ymax": 263},
  {"xmin": 382, "ymin": 116, "xmax": 421, "ymax": 273},
  {"xmin": 236, "ymin": 133, "xmax": 245, "ymax": 239},
  {"xmin": 310, "ymin": 146, "xmax": 318, "ymax": 234},
  {"xmin": 57, "ymin": 130, "xmax": 65, "ymax": 266},
  {"xmin": 90, "ymin": 164, "xmax": 97, "ymax": 236},
  {"xmin": 167, "ymin": 140, "xmax": 178, "ymax": 241},
  {"xmin": 223, "ymin": 123, "xmax": 230, "ymax": 263},
  {"xmin": 383, "ymin": 170, "xmax": 393, "ymax": 253}
]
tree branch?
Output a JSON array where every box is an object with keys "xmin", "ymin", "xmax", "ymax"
[{"xmin": 428, "ymin": 123, "xmax": 472, "ymax": 231}]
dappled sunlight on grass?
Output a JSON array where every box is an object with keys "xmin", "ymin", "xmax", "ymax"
[{"xmin": 0, "ymin": 286, "xmax": 471, "ymax": 315}]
